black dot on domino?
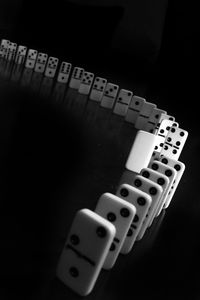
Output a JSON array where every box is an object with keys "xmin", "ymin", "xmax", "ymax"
[
  {"xmin": 171, "ymin": 128, "xmax": 176, "ymax": 133},
  {"xmin": 174, "ymin": 164, "xmax": 181, "ymax": 171},
  {"xmin": 69, "ymin": 267, "xmax": 79, "ymax": 277},
  {"xmin": 135, "ymin": 101, "xmax": 139, "ymax": 106},
  {"xmin": 161, "ymin": 158, "xmax": 168, "ymax": 164},
  {"xmin": 142, "ymin": 171, "xmax": 150, "ymax": 178},
  {"xmin": 165, "ymin": 169, "xmax": 173, "ymax": 177},
  {"xmin": 110, "ymin": 243, "xmax": 116, "ymax": 251},
  {"xmin": 137, "ymin": 197, "xmax": 146, "ymax": 206},
  {"xmin": 149, "ymin": 187, "xmax": 157, "ymax": 195},
  {"xmin": 180, "ymin": 131, "xmax": 185, "ymax": 136},
  {"xmin": 152, "ymin": 163, "xmax": 159, "ymax": 171},
  {"xmin": 127, "ymin": 229, "xmax": 133, "ymax": 237},
  {"xmin": 96, "ymin": 226, "xmax": 107, "ymax": 238},
  {"xmin": 157, "ymin": 178, "xmax": 165, "ymax": 186},
  {"xmin": 134, "ymin": 179, "xmax": 142, "ymax": 187},
  {"xmin": 107, "ymin": 212, "xmax": 116, "ymax": 222},
  {"xmin": 120, "ymin": 188, "xmax": 129, "ymax": 197},
  {"xmin": 70, "ymin": 234, "xmax": 80, "ymax": 245},
  {"xmin": 133, "ymin": 214, "xmax": 139, "ymax": 222},
  {"xmin": 120, "ymin": 208, "xmax": 130, "ymax": 218}
]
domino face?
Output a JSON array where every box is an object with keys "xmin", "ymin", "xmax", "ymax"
[
  {"xmin": 154, "ymin": 120, "xmax": 179, "ymax": 153},
  {"xmin": 116, "ymin": 184, "xmax": 152, "ymax": 254},
  {"xmin": 160, "ymin": 126, "xmax": 188, "ymax": 160},
  {"xmin": 159, "ymin": 156, "xmax": 185, "ymax": 208},
  {"xmin": 25, "ymin": 49, "xmax": 38, "ymax": 69},
  {"xmin": 113, "ymin": 89, "xmax": 133, "ymax": 116},
  {"xmin": 131, "ymin": 175, "xmax": 163, "ymax": 240},
  {"xmin": 15, "ymin": 45, "xmax": 27, "ymax": 64},
  {"xmin": 125, "ymin": 95, "xmax": 146, "ymax": 124},
  {"xmin": 89, "ymin": 77, "xmax": 107, "ymax": 102},
  {"xmin": 100, "ymin": 83, "xmax": 119, "ymax": 109},
  {"xmin": 7, "ymin": 42, "xmax": 17, "ymax": 61},
  {"xmin": 57, "ymin": 61, "xmax": 72, "ymax": 83},
  {"xmin": 148, "ymin": 160, "xmax": 177, "ymax": 215},
  {"xmin": 44, "ymin": 56, "xmax": 59, "ymax": 78},
  {"xmin": 56, "ymin": 209, "xmax": 116, "ymax": 296},
  {"xmin": 95, "ymin": 193, "xmax": 136, "ymax": 269},
  {"xmin": 126, "ymin": 130, "xmax": 158, "ymax": 173},
  {"xmin": 34, "ymin": 52, "xmax": 48, "ymax": 73},
  {"xmin": 0, "ymin": 39, "xmax": 10, "ymax": 58},
  {"xmin": 69, "ymin": 67, "xmax": 84, "ymax": 89},
  {"xmin": 145, "ymin": 108, "xmax": 167, "ymax": 133},
  {"xmin": 78, "ymin": 71, "xmax": 94, "ymax": 95},
  {"xmin": 140, "ymin": 168, "xmax": 170, "ymax": 226},
  {"xmin": 135, "ymin": 102, "xmax": 156, "ymax": 130}
]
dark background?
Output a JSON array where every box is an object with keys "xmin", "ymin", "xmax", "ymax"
[{"xmin": 0, "ymin": 1, "xmax": 200, "ymax": 299}]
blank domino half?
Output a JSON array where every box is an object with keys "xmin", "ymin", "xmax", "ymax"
[
  {"xmin": 126, "ymin": 130, "xmax": 159, "ymax": 173},
  {"xmin": 56, "ymin": 209, "xmax": 116, "ymax": 296}
]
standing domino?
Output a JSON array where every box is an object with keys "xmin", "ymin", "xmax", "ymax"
[
  {"xmin": 15, "ymin": 45, "xmax": 27, "ymax": 64},
  {"xmin": 159, "ymin": 156, "xmax": 185, "ymax": 208},
  {"xmin": 113, "ymin": 89, "xmax": 133, "ymax": 116},
  {"xmin": 78, "ymin": 71, "xmax": 94, "ymax": 95},
  {"xmin": 154, "ymin": 120, "xmax": 179, "ymax": 153},
  {"xmin": 126, "ymin": 130, "xmax": 159, "ymax": 173},
  {"xmin": 69, "ymin": 67, "xmax": 84, "ymax": 89},
  {"xmin": 44, "ymin": 56, "xmax": 59, "ymax": 78},
  {"xmin": 7, "ymin": 42, "xmax": 17, "ymax": 61},
  {"xmin": 57, "ymin": 61, "xmax": 72, "ymax": 83},
  {"xmin": 125, "ymin": 96, "xmax": 146, "ymax": 124},
  {"xmin": 25, "ymin": 49, "xmax": 38, "ymax": 69},
  {"xmin": 161, "ymin": 126, "xmax": 188, "ymax": 160},
  {"xmin": 100, "ymin": 83, "xmax": 119, "ymax": 109},
  {"xmin": 34, "ymin": 52, "xmax": 48, "ymax": 73},
  {"xmin": 0, "ymin": 39, "xmax": 10, "ymax": 58},
  {"xmin": 131, "ymin": 175, "xmax": 163, "ymax": 240},
  {"xmin": 145, "ymin": 108, "xmax": 167, "ymax": 133},
  {"xmin": 89, "ymin": 77, "xmax": 107, "ymax": 102},
  {"xmin": 95, "ymin": 193, "xmax": 136, "ymax": 269},
  {"xmin": 148, "ymin": 160, "xmax": 177, "ymax": 215},
  {"xmin": 140, "ymin": 168, "xmax": 170, "ymax": 226},
  {"xmin": 116, "ymin": 184, "xmax": 152, "ymax": 254},
  {"xmin": 135, "ymin": 101, "xmax": 156, "ymax": 130},
  {"xmin": 56, "ymin": 209, "xmax": 116, "ymax": 296}
]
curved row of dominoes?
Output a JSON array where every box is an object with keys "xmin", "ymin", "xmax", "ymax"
[{"xmin": 0, "ymin": 38, "xmax": 188, "ymax": 296}]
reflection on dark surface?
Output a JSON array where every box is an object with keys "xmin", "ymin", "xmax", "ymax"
[{"xmin": 0, "ymin": 60, "xmax": 199, "ymax": 300}]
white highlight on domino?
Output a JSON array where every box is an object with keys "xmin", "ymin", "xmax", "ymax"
[
  {"xmin": 116, "ymin": 184, "xmax": 152, "ymax": 254},
  {"xmin": 100, "ymin": 82, "xmax": 119, "ymax": 109},
  {"xmin": 126, "ymin": 130, "xmax": 159, "ymax": 173},
  {"xmin": 69, "ymin": 67, "xmax": 84, "ymax": 89},
  {"xmin": 135, "ymin": 101, "xmax": 156, "ymax": 130},
  {"xmin": 113, "ymin": 89, "xmax": 133, "ymax": 116},
  {"xmin": 56, "ymin": 209, "xmax": 116, "ymax": 296},
  {"xmin": 78, "ymin": 71, "xmax": 94, "ymax": 95},
  {"xmin": 89, "ymin": 77, "xmax": 107, "ymax": 102},
  {"xmin": 57, "ymin": 61, "xmax": 72, "ymax": 83},
  {"xmin": 125, "ymin": 95, "xmax": 146, "ymax": 124},
  {"xmin": 158, "ymin": 156, "xmax": 185, "ymax": 209},
  {"xmin": 44, "ymin": 56, "xmax": 59, "ymax": 78},
  {"xmin": 95, "ymin": 193, "xmax": 136, "ymax": 269}
]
